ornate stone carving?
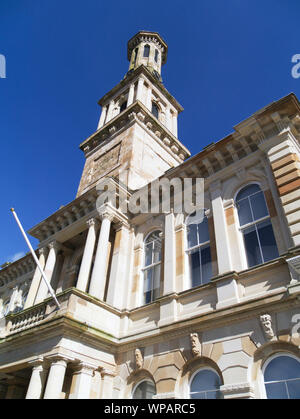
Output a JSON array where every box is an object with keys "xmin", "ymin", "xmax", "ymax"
[
  {"xmin": 260, "ymin": 314, "xmax": 275, "ymax": 341},
  {"xmin": 135, "ymin": 348, "xmax": 143, "ymax": 369},
  {"xmin": 190, "ymin": 332, "xmax": 201, "ymax": 357}
]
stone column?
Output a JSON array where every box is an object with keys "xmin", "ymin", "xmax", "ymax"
[
  {"xmin": 26, "ymin": 358, "xmax": 48, "ymax": 399},
  {"xmin": 127, "ymin": 83, "xmax": 135, "ymax": 106},
  {"xmin": 159, "ymin": 212, "xmax": 177, "ymax": 326},
  {"xmin": 35, "ymin": 242, "xmax": 60, "ymax": 304},
  {"xmin": 172, "ymin": 112, "xmax": 178, "ymax": 137},
  {"xmin": 106, "ymin": 222, "xmax": 130, "ymax": 309},
  {"xmin": 43, "ymin": 356, "xmax": 71, "ymax": 399},
  {"xmin": 100, "ymin": 369, "xmax": 116, "ymax": 399},
  {"xmin": 106, "ymin": 100, "xmax": 115, "ymax": 123},
  {"xmin": 136, "ymin": 77, "xmax": 144, "ymax": 103},
  {"xmin": 166, "ymin": 105, "xmax": 172, "ymax": 132},
  {"xmin": 210, "ymin": 181, "xmax": 239, "ymax": 309},
  {"xmin": 97, "ymin": 105, "xmax": 108, "ymax": 130},
  {"xmin": 210, "ymin": 181, "xmax": 232, "ymax": 274},
  {"xmin": 89, "ymin": 212, "xmax": 113, "ymax": 300},
  {"xmin": 163, "ymin": 213, "xmax": 176, "ymax": 295},
  {"xmin": 76, "ymin": 218, "xmax": 99, "ymax": 292},
  {"xmin": 24, "ymin": 248, "xmax": 47, "ymax": 309},
  {"xmin": 69, "ymin": 362, "xmax": 96, "ymax": 399},
  {"xmin": 146, "ymin": 85, "xmax": 152, "ymax": 111}
]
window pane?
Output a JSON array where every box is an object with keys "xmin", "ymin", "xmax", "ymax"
[
  {"xmin": 265, "ymin": 382, "xmax": 288, "ymax": 399},
  {"xmin": 250, "ymin": 191, "xmax": 269, "ymax": 220},
  {"xmin": 143, "ymin": 269, "xmax": 153, "ymax": 304},
  {"xmin": 152, "ymin": 264, "xmax": 161, "ymax": 300},
  {"xmin": 151, "ymin": 102, "xmax": 159, "ymax": 119},
  {"xmin": 243, "ymin": 225, "xmax": 262, "ymax": 267},
  {"xmin": 144, "ymin": 242, "xmax": 153, "ymax": 267},
  {"xmin": 287, "ymin": 379, "xmax": 300, "ymax": 399},
  {"xmin": 143, "ymin": 45, "xmax": 150, "ymax": 57},
  {"xmin": 257, "ymin": 220, "xmax": 279, "ymax": 262},
  {"xmin": 133, "ymin": 381, "xmax": 156, "ymax": 399},
  {"xmin": 153, "ymin": 239, "xmax": 162, "ymax": 264},
  {"xmin": 190, "ymin": 369, "xmax": 221, "ymax": 399},
  {"xmin": 201, "ymin": 245, "xmax": 212, "ymax": 284},
  {"xmin": 265, "ymin": 356, "xmax": 300, "ymax": 381},
  {"xmin": 120, "ymin": 101, "xmax": 127, "ymax": 113},
  {"xmin": 189, "ymin": 250, "xmax": 201, "ymax": 287},
  {"xmin": 237, "ymin": 197, "xmax": 253, "ymax": 226},
  {"xmin": 198, "ymin": 217, "xmax": 210, "ymax": 244},
  {"xmin": 187, "ymin": 223, "xmax": 198, "ymax": 248},
  {"xmin": 236, "ymin": 184, "xmax": 261, "ymax": 201},
  {"xmin": 154, "ymin": 49, "xmax": 159, "ymax": 63}
]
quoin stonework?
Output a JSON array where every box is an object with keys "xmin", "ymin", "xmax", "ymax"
[{"xmin": 0, "ymin": 31, "xmax": 300, "ymax": 399}]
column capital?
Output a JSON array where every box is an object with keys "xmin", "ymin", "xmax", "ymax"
[
  {"xmin": 86, "ymin": 217, "xmax": 99, "ymax": 229},
  {"xmin": 48, "ymin": 241, "xmax": 62, "ymax": 252},
  {"xmin": 73, "ymin": 361, "xmax": 98, "ymax": 376},
  {"xmin": 101, "ymin": 368, "xmax": 117, "ymax": 378},
  {"xmin": 28, "ymin": 356, "xmax": 44, "ymax": 368},
  {"xmin": 45, "ymin": 353, "xmax": 74, "ymax": 366},
  {"xmin": 38, "ymin": 247, "xmax": 48, "ymax": 257}
]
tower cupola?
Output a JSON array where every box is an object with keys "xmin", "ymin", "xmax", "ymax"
[{"xmin": 127, "ymin": 31, "xmax": 168, "ymax": 81}]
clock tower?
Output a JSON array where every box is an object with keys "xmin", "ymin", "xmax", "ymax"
[{"xmin": 77, "ymin": 31, "xmax": 190, "ymax": 197}]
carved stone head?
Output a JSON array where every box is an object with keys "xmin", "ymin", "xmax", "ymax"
[
  {"xmin": 190, "ymin": 332, "xmax": 201, "ymax": 357},
  {"xmin": 135, "ymin": 348, "xmax": 143, "ymax": 369},
  {"xmin": 260, "ymin": 314, "xmax": 275, "ymax": 340}
]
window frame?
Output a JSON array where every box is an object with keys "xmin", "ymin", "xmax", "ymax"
[
  {"xmin": 234, "ymin": 183, "xmax": 279, "ymax": 269},
  {"xmin": 189, "ymin": 367, "xmax": 223, "ymax": 399},
  {"xmin": 262, "ymin": 352, "xmax": 300, "ymax": 399},
  {"xmin": 132, "ymin": 379, "xmax": 156, "ymax": 400},
  {"xmin": 143, "ymin": 44, "xmax": 150, "ymax": 58},
  {"xmin": 141, "ymin": 230, "xmax": 162, "ymax": 305},
  {"xmin": 185, "ymin": 213, "xmax": 212, "ymax": 288}
]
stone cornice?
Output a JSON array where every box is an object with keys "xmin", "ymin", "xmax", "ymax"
[
  {"xmin": 0, "ymin": 254, "xmax": 35, "ymax": 290},
  {"xmin": 80, "ymin": 100, "xmax": 190, "ymax": 163},
  {"xmin": 28, "ymin": 187, "xmax": 98, "ymax": 242}
]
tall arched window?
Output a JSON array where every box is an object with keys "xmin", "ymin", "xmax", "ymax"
[
  {"xmin": 143, "ymin": 44, "xmax": 150, "ymax": 58},
  {"xmin": 190, "ymin": 368, "xmax": 222, "ymax": 399},
  {"xmin": 132, "ymin": 380, "xmax": 156, "ymax": 399},
  {"xmin": 264, "ymin": 354, "xmax": 300, "ymax": 399},
  {"xmin": 142, "ymin": 231, "xmax": 162, "ymax": 304},
  {"xmin": 154, "ymin": 49, "xmax": 159, "ymax": 63},
  {"xmin": 235, "ymin": 184, "xmax": 279, "ymax": 268},
  {"xmin": 151, "ymin": 102, "xmax": 159, "ymax": 119},
  {"xmin": 120, "ymin": 101, "xmax": 127, "ymax": 113},
  {"xmin": 186, "ymin": 213, "xmax": 212, "ymax": 287}
]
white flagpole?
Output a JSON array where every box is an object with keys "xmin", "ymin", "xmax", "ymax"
[{"xmin": 10, "ymin": 208, "xmax": 60, "ymax": 310}]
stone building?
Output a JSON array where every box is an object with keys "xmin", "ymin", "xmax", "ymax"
[{"xmin": 0, "ymin": 31, "xmax": 300, "ymax": 399}]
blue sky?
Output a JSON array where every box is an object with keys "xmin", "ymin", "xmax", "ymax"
[{"xmin": 0, "ymin": 0, "xmax": 300, "ymax": 265}]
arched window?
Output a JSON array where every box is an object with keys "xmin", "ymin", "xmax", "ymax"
[
  {"xmin": 151, "ymin": 102, "xmax": 159, "ymax": 119},
  {"xmin": 154, "ymin": 49, "xmax": 159, "ymax": 63},
  {"xmin": 142, "ymin": 231, "xmax": 162, "ymax": 304},
  {"xmin": 120, "ymin": 101, "xmax": 127, "ymax": 113},
  {"xmin": 235, "ymin": 184, "xmax": 279, "ymax": 268},
  {"xmin": 132, "ymin": 380, "xmax": 156, "ymax": 399},
  {"xmin": 190, "ymin": 368, "xmax": 222, "ymax": 399},
  {"xmin": 143, "ymin": 44, "xmax": 150, "ymax": 58},
  {"xmin": 264, "ymin": 354, "xmax": 300, "ymax": 399},
  {"xmin": 186, "ymin": 213, "xmax": 212, "ymax": 287}
]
